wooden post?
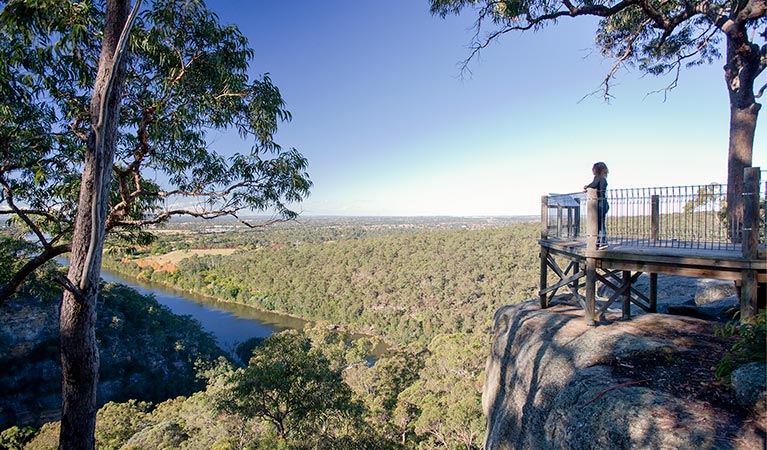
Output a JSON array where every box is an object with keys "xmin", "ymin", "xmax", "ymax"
[
  {"xmin": 540, "ymin": 195, "xmax": 549, "ymax": 308},
  {"xmin": 622, "ymin": 270, "xmax": 631, "ymax": 320},
  {"xmin": 556, "ymin": 205, "xmax": 563, "ymax": 238},
  {"xmin": 571, "ymin": 262, "xmax": 580, "ymax": 293},
  {"xmin": 649, "ymin": 194, "xmax": 659, "ymax": 313},
  {"xmin": 740, "ymin": 167, "xmax": 760, "ymax": 320},
  {"xmin": 651, "ymin": 194, "xmax": 659, "ymax": 242},
  {"xmin": 585, "ymin": 188, "xmax": 598, "ymax": 325},
  {"xmin": 541, "ymin": 195, "xmax": 549, "ymax": 240},
  {"xmin": 540, "ymin": 247, "xmax": 549, "ymax": 309},
  {"xmin": 574, "ymin": 198, "xmax": 581, "ymax": 238}
]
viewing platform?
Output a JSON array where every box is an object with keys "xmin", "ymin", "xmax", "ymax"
[{"xmin": 539, "ymin": 167, "xmax": 766, "ymax": 325}]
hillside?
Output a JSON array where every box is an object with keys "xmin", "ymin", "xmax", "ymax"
[{"xmin": 105, "ymin": 220, "xmax": 541, "ymax": 346}]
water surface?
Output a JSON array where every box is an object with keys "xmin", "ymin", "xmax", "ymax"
[{"xmin": 99, "ymin": 270, "xmax": 308, "ymax": 354}]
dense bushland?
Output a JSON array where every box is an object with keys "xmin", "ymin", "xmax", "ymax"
[
  {"xmin": 14, "ymin": 326, "xmax": 488, "ymax": 450},
  {"xmin": 4, "ymin": 219, "xmax": 541, "ymax": 449},
  {"xmin": 106, "ymin": 223, "xmax": 541, "ymax": 346}
]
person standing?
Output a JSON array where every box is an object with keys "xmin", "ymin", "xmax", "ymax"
[{"xmin": 584, "ymin": 162, "xmax": 609, "ymax": 249}]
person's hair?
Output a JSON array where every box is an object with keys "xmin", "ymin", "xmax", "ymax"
[{"xmin": 592, "ymin": 162, "xmax": 609, "ymax": 177}]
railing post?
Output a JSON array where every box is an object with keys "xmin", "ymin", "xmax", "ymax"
[
  {"xmin": 585, "ymin": 188, "xmax": 598, "ymax": 325},
  {"xmin": 740, "ymin": 167, "xmax": 760, "ymax": 320},
  {"xmin": 540, "ymin": 195, "xmax": 549, "ymax": 308},
  {"xmin": 651, "ymin": 194, "xmax": 660, "ymax": 242},
  {"xmin": 649, "ymin": 194, "xmax": 659, "ymax": 313},
  {"xmin": 574, "ymin": 198, "xmax": 581, "ymax": 238},
  {"xmin": 541, "ymin": 195, "xmax": 549, "ymax": 240}
]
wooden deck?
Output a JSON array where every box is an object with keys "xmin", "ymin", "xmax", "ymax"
[
  {"xmin": 542, "ymin": 238, "xmax": 766, "ymax": 281},
  {"xmin": 539, "ymin": 168, "xmax": 765, "ymax": 324},
  {"xmin": 539, "ymin": 237, "xmax": 766, "ymax": 325}
]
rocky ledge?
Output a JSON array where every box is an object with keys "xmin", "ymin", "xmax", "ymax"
[{"xmin": 483, "ymin": 299, "xmax": 766, "ymax": 450}]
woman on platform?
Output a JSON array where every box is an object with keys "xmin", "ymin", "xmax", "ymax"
[{"xmin": 584, "ymin": 162, "xmax": 609, "ymax": 249}]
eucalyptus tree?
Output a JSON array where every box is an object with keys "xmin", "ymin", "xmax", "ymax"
[
  {"xmin": 217, "ymin": 331, "xmax": 360, "ymax": 446},
  {"xmin": 431, "ymin": 0, "xmax": 765, "ymax": 232},
  {"xmin": 0, "ymin": 0, "xmax": 310, "ymax": 448}
]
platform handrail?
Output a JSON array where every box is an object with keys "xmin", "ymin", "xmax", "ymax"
[{"xmin": 542, "ymin": 169, "xmax": 764, "ymax": 253}]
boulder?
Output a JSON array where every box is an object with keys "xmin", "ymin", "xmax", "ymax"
[
  {"xmin": 731, "ymin": 362, "xmax": 767, "ymax": 411},
  {"xmin": 483, "ymin": 300, "xmax": 765, "ymax": 450}
]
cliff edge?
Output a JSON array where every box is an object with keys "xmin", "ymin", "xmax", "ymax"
[{"xmin": 483, "ymin": 300, "xmax": 766, "ymax": 450}]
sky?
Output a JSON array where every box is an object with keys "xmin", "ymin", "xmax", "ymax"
[{"xmin": 206, "ymin": 0, "xmax": 765, "ymax": 217}]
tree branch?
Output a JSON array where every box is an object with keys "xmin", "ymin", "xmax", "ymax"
[
  {"xmin": 0, "ymin": 243, "xmax": 71, "ymax": 304},
  {"xmin": 462, "ymin": 0, "xmax": 642, "ymax": 73},
  {"xmin": 0, "ymin": 177, "xmax": 49, "ymax": 247}
]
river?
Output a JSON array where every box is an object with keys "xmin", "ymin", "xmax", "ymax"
[
  {"xmin": 99, "ymin": 269, "xmax": 387, "ymax": 360},
  {"xmin": 99, "ymin": 269, "xmax": 308, "ymax": 355}
]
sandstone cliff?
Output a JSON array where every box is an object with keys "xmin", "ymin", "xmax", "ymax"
[
  {"xmin": 483, "ymin": 300, "xmax": 766, "ymax": 450},
  {"xmin": 0, "ymin": 283, "xmax": 224, "ymax": 429}
]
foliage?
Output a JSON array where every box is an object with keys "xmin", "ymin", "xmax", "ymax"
[
  {"xmin": 715, "ymin": 309, "xmax": 767, "ymax": 380},
  {"xmin": 95, "ymin": 401, "xmax": 152, "ymax": 450},
  {"xmin": 217, "ymin": 330, "xmax": 365, "ymax": 447},
  {"xmin": 0, "ymin": 280, "xmax": 225, "ymax": 431},
  {"xmin": 0, "ymin": 425, "xmax": 36, "ymax": 450},
  {"xmin": 430, "ymin": 0, "xmax": 765, "ymax": 99},
  {"xmin": 397, "ymin": 333, "xmax": 487, "ymax": 450},
  {"xmin": 96, "ymin": 282, "xmax": 225, "ymax": 402},
  {"xmin": 107, "ymin": 223, "xmax": 540, "ymax": 347},
  {"xmin": 19, "ymin": 422, "xmax": 58, "ymax": 450},
  {"xmin": 11, "ymin": 323, "xmax": 494, "ymax": 449},
  {"xmin": 0, "ymin": 0, "xmax": 311, "ymax": 301}
]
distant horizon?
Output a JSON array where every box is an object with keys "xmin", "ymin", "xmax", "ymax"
[{"xmin": 212, "ymin": 2, "xmax": 764, "ymax": 216}]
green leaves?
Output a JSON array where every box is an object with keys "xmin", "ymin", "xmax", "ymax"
[
  {"xmin": 0, "ymin": 0, "xmax": 311, "ymax": 298},
  {"xmin": 218, "ymin": 330, "xmax": 361, "ymax": 445}
]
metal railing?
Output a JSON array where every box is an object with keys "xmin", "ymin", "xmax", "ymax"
[{"xmin": 543, "ymin": 179, "xmax": 765, "ymax": 252}]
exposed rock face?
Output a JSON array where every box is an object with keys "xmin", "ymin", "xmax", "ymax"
[
  {"xmin": 483, "ymin": 300, "xmax": 766, "ymax": 450},
  {"xmin": 0, "ymin": 283, "xmax": 224, "ymax": 430}
]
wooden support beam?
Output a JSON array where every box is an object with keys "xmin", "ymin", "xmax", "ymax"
[
  {"xmin": 539, "ymin": 246, "xmax": 549, "ymax": 308},
  {"xmin": 649, "ymin": 273, "xmax": 657, "ymax": 313},
  {"xmin": 622, "ymin": 270, "xmax": 631, "ymax": 321},
  {"xmin": 585, "ymin": 258, "xmax": 596, "ymax": 325},
  {"xmin": 603, "ymin": 270, "xmax": 651, "ymax": 308},
  {"xmin": 540, "ymin": 265, "xmax": 585, "ymax": 296}
]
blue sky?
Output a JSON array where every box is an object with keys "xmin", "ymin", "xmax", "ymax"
[{"xmin": 208, "ymin": 1, "xmax": 765, "ymax": 217}]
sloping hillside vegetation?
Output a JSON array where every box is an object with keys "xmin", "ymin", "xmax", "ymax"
[{"xmin": 106, "ymin": 222, "xmax": 541, "ymax": 346}]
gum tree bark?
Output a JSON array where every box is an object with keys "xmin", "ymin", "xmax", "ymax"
[
  {"xmin": 724, "ymin": 26, "xmax": 762, "ymax": 241},
  {"xmin": 58, "ymin": 0, "xmax": 133, "ymax": 448}
]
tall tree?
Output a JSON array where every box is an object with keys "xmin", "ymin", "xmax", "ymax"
[
  {"xmin": 0, "ymin": 0, "xmax": 311, "ymax": 448},
  {"xmin": 217, "ymin": 331, "xmax": 359, "ymax": 446},
  {"xmin": 60, "ymin": 1, "xmax": 136, "ymax": 448},
  {"xmin": 431, "ymin": 0, "xmax": 765, "ymax": 234}
]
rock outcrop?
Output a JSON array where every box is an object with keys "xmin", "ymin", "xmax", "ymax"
[
  {"xmin": 0, "ymin": 283, "xmax": 224, "ymax": 430},
  {"xmin": 483, "ymin": 300, "xmax": 766, "ymax": 450}
]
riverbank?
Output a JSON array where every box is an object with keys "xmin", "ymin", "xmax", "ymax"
[{"xmin": 100, "ymin": 263, "xmax": 391, "ymax": 357}]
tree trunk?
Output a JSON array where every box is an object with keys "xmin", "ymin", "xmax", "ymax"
[
  {"xmin": 58, "ymin": 1, "xmax": 131, "ymax": 449},
  {"xmin": 723, "ymin": 28, "xmax": 761, "ymax": 243}
]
